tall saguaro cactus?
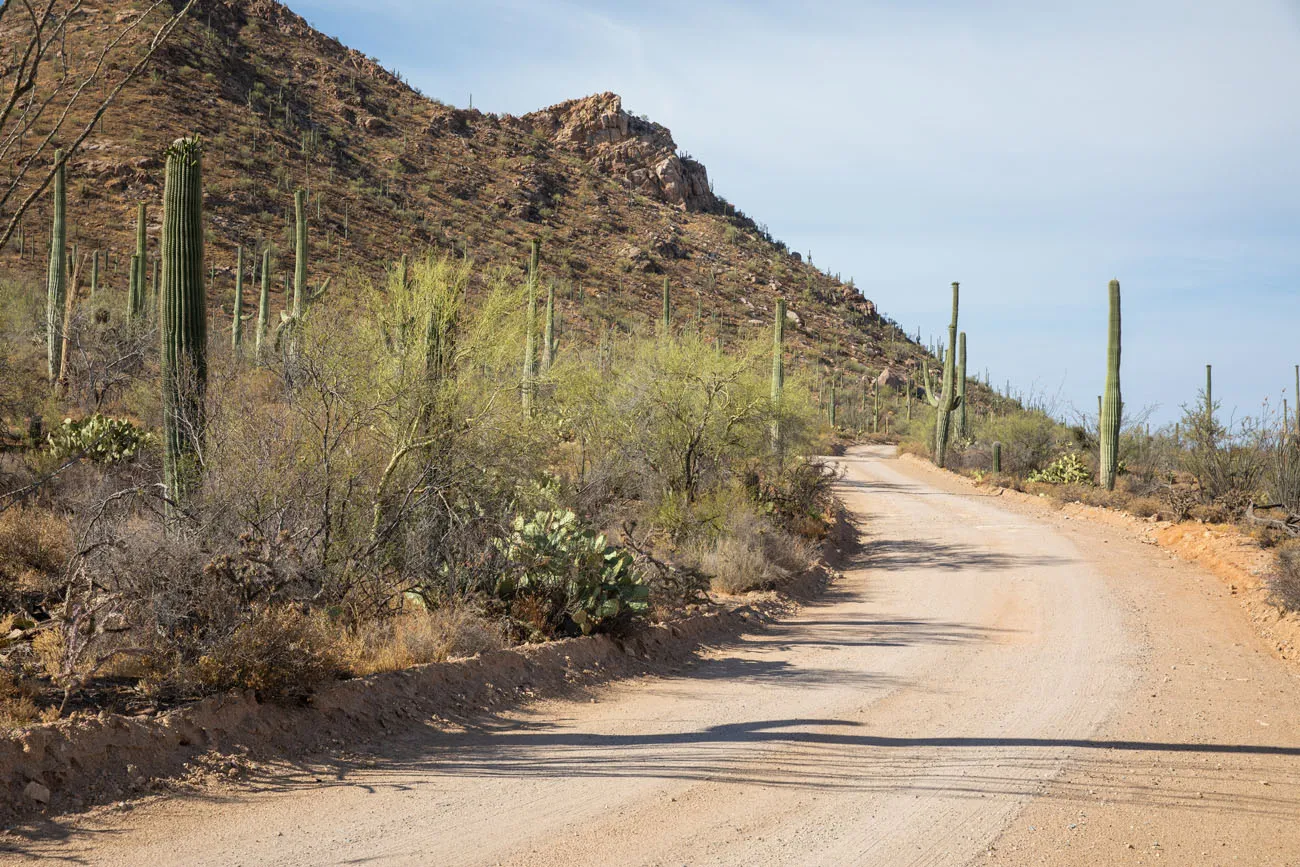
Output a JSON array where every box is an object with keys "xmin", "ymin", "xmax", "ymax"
[
  {"xmin": 128, "ymin": 202, "xmax": 147, "ymax": 320},
  {"xmin": 159, "ymin": 137, "xmax": 207, "ymax": 512},
  {"xmin": 521, "ymin": 239, "xmax": 539, "ymax": 413},
  {"xmin": 771, "ymin": 298, "xmax": 785, "ymax": 451},
  {"xmin": 957, "ymin": 331, "xmax": 968, "ymax": 439},
  {"xmin": 45, "ymin": 149, "xmax": 67, "ymax": 383},
  {"xmin": 1205, "ymin": 364, "xmax": 1213, "ymax": 418},
  {"xmin": 1098, "ymin": 279, "xmax": 1122, "ymax": 490},
  {"xmin": 660, "ymin": 277, "xmax": 671, "ymax": 337},
  {"xmin": 256, "ymin": 248, "xmax": 270, "ymax": 356},
  {"xmin": 541, "ymin": 277, "xmax": 556, "ymax": 372},
  {"xmin": 293, "ymin": 188, "xmax": 307, "ymax": 319},
  {"xmin": 231, "ymin": 245, "xmax": 244, "ymax": 351},
  {"xmin": 923, "ymin": 282, "xmax": 963, "ymax": 468},
  {"xmin": 275, "ymin": 190, "xmax": 328, "ymax": 352}
]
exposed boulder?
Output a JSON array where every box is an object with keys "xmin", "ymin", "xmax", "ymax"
[
  {"xmin": 524, "ymin": 93, "xmax": 720, "ymax": 213},
  {"xmin": 877, "ymin": 367, "xmax": 907, "ymax": 391}
]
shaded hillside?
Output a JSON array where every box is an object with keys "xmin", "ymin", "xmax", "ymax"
[{"xmin": 3, "ymin": 0, "xmax": 943, "ymax": 388}]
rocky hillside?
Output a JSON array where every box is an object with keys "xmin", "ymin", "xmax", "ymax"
[{"xmin": 4, "ymin": 0, "xmax": 933, "ymax": 387}]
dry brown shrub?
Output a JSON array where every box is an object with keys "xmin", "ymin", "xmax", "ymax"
[
  {"xmin": 699, "ymin": 510, "xmax": 814, "ymax": 595},
  {"xmin": 0, "ymin": 671, "xmax": 57, "ymax": 730},
  {"xmin": 1268, "ymin": 540, "xmax": 1300, "ymax": 613},
  {"xmin": 190, "ymin": 606, "xmax": 343, "ymax": 700},
  {"xmin": 346, "ymin": 606, "xmax": 503, "ymax": 675},
  {"xmin": 0, "ymin": 506, "xmax": 69, "ymax": 595}
]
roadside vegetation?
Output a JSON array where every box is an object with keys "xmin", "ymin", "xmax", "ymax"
[
  {"xmin": 0, "ymin": 142, "xmax": 835, "ymax": 726},
  {"xmin": 871, "ymin": 281, "xmax": 1300, "ymax": 619}
]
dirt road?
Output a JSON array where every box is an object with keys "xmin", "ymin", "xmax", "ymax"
[{"xmin": 7, "ymin": 445, "xmax": 1300, "ymax": 865}]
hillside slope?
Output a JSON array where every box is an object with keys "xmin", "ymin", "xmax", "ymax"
[{"xmin": 5, "ymin": 0, "xmax": 936, "ymax": 390}]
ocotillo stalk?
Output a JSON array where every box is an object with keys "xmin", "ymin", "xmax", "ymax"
[
  {"xmin": 873, "ymin": 382, "xmax": 880, "ymax": 433},
  {"xmin": 925, "ymin": 282, "xmax": 962, "ymax": 468},
  {"xmin": 957, "ymin": 331, "xmax": 968, "ymax": 439},
  {"xmin": 829, "ymin": 379, "xmax": 837, "ymax": 427},
  {"xmin": 398, "ymin": 253, "xmax": 408, "ymax": 290},
  {"xmin": 661, "ymin": 277, "xmax": 671, "ymax": 337},
  {"xmin": 159, "ymin": 137, "xmax": 207, "ymax": 513},
  {"xmin": 256, "ymin": 248, "xmax": 270, "ymax": 355},
  {"xmin": 293, "ymin": 189, "xmax": 307, "ymax": 318},
  {"xmin": 771, "ymin": 298, "xmax": 785, "ymax": 451},
  {"xmin": 1098, "ymin": 279, "xmax": 1122, "ymax": 491},
  {"xmin": 521, "ymin": 239, "xmax": 539, "ymax": 413},
  {"xmin": 232, "ymin": 245, "xmax": 244, "ymax": 352},
  {"xmin": 906, "ymin": 382, "xmax": 912, "ymax": 420},
  {"xmin": 151, "ymin": 256, "xmax": 159, "ymax": 315},
  {"xmin": 45, "ymin": 148, "xmax": 67, "ymax": 383},
  {"xmin": 541, "ymin": 279, "xmax": 555, "ymax": 372},
  {"xmin": 993, "ymin": 441, "xmax": 1002, "ymax": 473}
]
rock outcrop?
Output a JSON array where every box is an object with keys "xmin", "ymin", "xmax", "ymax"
[{"xmin": 524, "ymin": 93, "xmax": 720, "ymax": 213}]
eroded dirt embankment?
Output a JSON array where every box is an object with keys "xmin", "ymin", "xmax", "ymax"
[{"xmin": 0, "ymin": 551, "xmax": 842, "ymax": 823}]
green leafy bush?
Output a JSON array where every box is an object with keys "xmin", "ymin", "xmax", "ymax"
[
  {"xmin": 1028, "ymin": 453, "xmax": 1092, "ymax": 485},
  {"xmin": 47, "ymin": 414, "xmax": 153, "ymax": 463},
  {"xmin": 494, "ymin": 510, "xmax": 648, "ymax": 638}
]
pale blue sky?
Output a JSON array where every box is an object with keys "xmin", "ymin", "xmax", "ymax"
[{"xmin": 292, "ymin": 0, "xmax": 1300, "ymax": 425}]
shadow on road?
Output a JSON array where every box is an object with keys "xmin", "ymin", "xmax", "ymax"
[{"xmin": 854, "ymin": 538, "xmax": 1073, "ymax": 573}]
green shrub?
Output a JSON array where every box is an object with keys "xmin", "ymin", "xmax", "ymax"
[
  {"xmin": 47, "ymin": 414, "xmax": 153, "ymax": 463},
  {"xmin": 978, "ymin": 410, "xmax": 1069, "ymax": 475},
  {"xmin": 494, "ymin": 510, "xmax": 648, "ymax": 638}
]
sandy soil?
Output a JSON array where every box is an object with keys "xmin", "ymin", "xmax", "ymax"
[{"xmin": 4, "ymin": 445, "xmax": 1297, "ymax": 866}]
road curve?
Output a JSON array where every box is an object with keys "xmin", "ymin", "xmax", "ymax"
[{"xmin": 6, "ymin": 445, "xmax": 1299, "ymax": 865}]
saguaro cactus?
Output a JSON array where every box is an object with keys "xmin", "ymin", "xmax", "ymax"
[
  {"xmin": 922, "ymin": 282, "xmax": 963, "ymax": 468},
  {"xmin": 993, "ymin": 441, "xmax": 1002, "ymax": 473},
  {"xmin": 957, "ymin": 331, "xmax": 968, "ymax": 439},
  {"xmin": 256, "ymin": 248, "xmax": 270, "ymax": 356},
  {"xmin": 45, "ymin": 148, "xmax": 67, "ymax": 383},
  {"xmin": 275, "ymin": 190, "xmax": 329, "ymax": 352},
  {"xmin": 90, "ymin": 250, "xmax": 99, "ymax": 298},
  {"xmin": 293, "ymin": 188, "xmax": 307, "ymax": 318},
  {"xmin": 1205, "ymin": 363, "xmax": 1213, "ymax": 418},
  {"xmin": 159, "ymin": 137, "xmax": 207, "ymax": 511},
  {"xmin": 771, "ymin": 298, "xmax": 785, "ymax": 398},
  {"xmin": 1098, "ymin": 279, "xmax": 1122, "ymax": 491},
  {"xmin": 128, "ymin": 202, "xmax": 147, "ymax": 320},
  {"xmin": 771, "ymin": 298, "xmax": 785, "ymax": 451},
  {"xmin": 661, "ymin": 277, "xmax": 671, "ymax": 336},
  {"xmin": 232, "ymin": 245, "xmax": 244, "ymax": 351},
  {"xmin": 521, "ymin": 239, "xmax": 539, "ymax": 412},
  {"xmin": 541, "ymin": 278, "xmax": 556, "ymax": 373}
]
